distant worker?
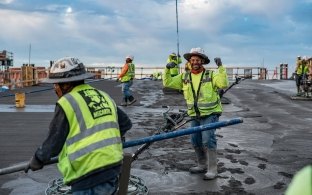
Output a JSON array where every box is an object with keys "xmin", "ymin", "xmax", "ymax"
[
  {"xmin": 285, "ymin": 165, "xmax": 312, "ymax": 195},
  {"xmin": 25, "ymin": 57, "xmax": 132, "ymax": 195},
  {"xmin": 307, "ymin": 57, "xmax": 312, "ymax": 81},
  {"xmin": 152, "ymin": 71, "xmax": 162, "ymax": 81},
  {"xmin": 167, "ymin": 52, "xmax": 182, "ymax": 77},
  {"xmin": 118, "ymin": 55, "xmax": 136, "ymax": 106},
  {"xmin": 163, "ymin": 47, "xmax": 229, "ymax": 180},
  {"xmin": 295, "ymin": 56, "xmax": 309, "ymax": 96},
  {"xmin": 184, "ymin": 61, "xmax": 191, "ymax": 72}
]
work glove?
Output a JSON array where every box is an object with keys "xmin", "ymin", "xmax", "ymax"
[
  {"xmin": 116, "ymin": 78, "xmax": 120, "ymax": 82},
  {"xmin": 218, "ymin": 89, "xmax": 225, "ymax": 98},
  {"xmin": 214, "ymin": 57, "xmax": 222, "ymax": 67},
  {"xmin": 166, "ymin": 62, "xmax": 176, "ymax": 69},
  {"xmin": 25, "ymin": 155, "xmax": 44, "ymax": 173}
]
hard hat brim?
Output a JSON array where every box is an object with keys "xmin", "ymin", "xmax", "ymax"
[
  {"xmin": 41, "ymin": 72, "xmax": 95, "ymax": 84},
  {"xmin": 183, "ymin": 53, "xmax": 210, "ymax": 64}
]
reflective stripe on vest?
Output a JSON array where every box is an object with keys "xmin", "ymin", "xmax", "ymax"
[
  {"xmin": 187, "ymin": 101, "xmax": 219, "ymax": 109},
  {"xmin": 64, "ymin": 93, "xmax": 121, "ymax": 161},
  {"xmin": 57, "ymin": 84, "xmax": 123, "ymax": 184},
  {"xmin": 183, "ymin": 70, "xmax": 222, "ymax": 116}
]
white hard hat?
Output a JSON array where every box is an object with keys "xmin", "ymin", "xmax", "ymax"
[
  {"xmin": 42, "ymin": 57, "xmax": 94, "ymax": 84},
  {"xmin": 126, "ymin": 55, "xmax": 134, "ymax": 60},
  {"xmin": 183, "ymin": 47, "xmax": 210, "ymax": 64}
]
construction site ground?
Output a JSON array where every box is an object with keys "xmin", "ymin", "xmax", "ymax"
[{"xmin": 0, "ymin": 79, "xmax": 311, "ymax": 195}]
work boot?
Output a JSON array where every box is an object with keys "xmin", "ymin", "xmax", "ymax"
[
  {"xmin": 189, "ymin": 147, "xmax": 207, "ymax": 174},
  {"xmin": 120, "ymin": 97, "xmax": 127, "ymax": 106},
  {"xmin": 203, "ymin": 148, "xmax": 217, "ymax": 180},
  {"xmin": 128, "ymin": 95, "xmax": 136, "ymax": 105}
]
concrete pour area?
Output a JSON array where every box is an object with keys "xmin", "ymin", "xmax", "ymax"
[{"xmin": 0, "ymin": 79, "xmax": 311, "ymax": 195}]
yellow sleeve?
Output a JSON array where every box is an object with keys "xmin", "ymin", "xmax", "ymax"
[
  {"xmin": 285, "ymin": 165, "xmax": 312, "ymax": 195},
  {"xmin": 212, "ymin": 66, "xmax": 229, "ymax": 90},
  {"xmin": 162, "ymin": 68, "xmax": 183, "ymax": 90}
]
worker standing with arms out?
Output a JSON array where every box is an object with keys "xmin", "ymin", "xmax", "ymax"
[
  {"xmin": 118, "ymin": 55, "xmax": 136, "ymax": 106},
  {"xmin": 167, "ymin": 52, "xmax": 182, "ymax": 77},
  {"xmin": 163, "ymin": 47, "xmax": 228, "ymax": 180},
  {"xmin": 25, "ymin": 57, "xmax": 132, "ymax": 195}
]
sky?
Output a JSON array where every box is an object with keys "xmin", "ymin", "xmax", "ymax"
[{"xmin": 0, "ymin": 0, "xmax": 311, "ymax": 73}]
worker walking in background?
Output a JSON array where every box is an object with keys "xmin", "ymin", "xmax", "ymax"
[
  {"xmin": 167, "ymin": 52, "xmax": 182, "ymax": 77},
  {"xmin": 118, "ymin": 55, "xmax": 136, "ymax": 106},
  {"xmin": 25, "ymin": 57, "xmax": 132, "ymax": 195},
  {"xmin": 163, "ymin": 47, "xmax": 229, "ymax": 180}
]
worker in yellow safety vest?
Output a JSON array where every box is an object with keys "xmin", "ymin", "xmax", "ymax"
[
  {"xmin": 118, "ymin": 55, "xmax": 136, "ymax": 106},
  {"xmin": 295, "ymin": 56, "xmax": 309, "ymax": 95},
  {"xmin": 184, "ymin": 61, "xmax": 192, "ymax": 72},
  {"xmin": 25, "ymin": 57, "xmax": 132, "ymax": 195},
  {"xmin": 167, "ymin": 52, "xmax": 182, "ymax": 77},
  {"xmin": 163, "ymin": 47, "xmax": 228, "ymax": 180}
]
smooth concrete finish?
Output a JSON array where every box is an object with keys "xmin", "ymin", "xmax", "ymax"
[{"xmin": 0, "ymin": 79, "xmax": 311, "ymax": 195}]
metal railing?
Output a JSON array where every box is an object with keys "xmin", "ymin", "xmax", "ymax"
[{"xmin": 0, "ymin": 65, "xmax": 290, "ymax": 91}]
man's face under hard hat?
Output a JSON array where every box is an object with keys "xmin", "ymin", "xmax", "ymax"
[{"xmin": 190, "ymin": 56, "xmax": 203, "ymax": 70}]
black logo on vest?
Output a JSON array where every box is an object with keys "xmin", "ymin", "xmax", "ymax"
[{"xmin": 79, "ymin": 89, "xmax": 112, "ymax": 119}]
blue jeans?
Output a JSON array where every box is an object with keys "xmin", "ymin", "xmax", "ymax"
[
  {"xmin": 122, "ymin": 80, "xmax": 133, "ymax": 99},
  {"xmin": 72, "ymin": 177, "xmax": 118, "ymax": 195},
  {"xmin": 190, "ymin": 114, "xmax": 219, "ymax": 149}
]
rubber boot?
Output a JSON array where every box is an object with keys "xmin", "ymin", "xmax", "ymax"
[
  {"xmin": 203, "ymin": 148, "xmax": 217, "ymax": 180},
  {"xmin": 296, "ymin": 86, "xmax": 301, "ymax": 96},
  {"xmin": 128, "ymin": 95, "xmax": 137, "ymax": 105},
  {"xmin": 189, "ymin": 147, "xmax": 207, "ymax": 174},
  {"xmin": 120, "ymin": 97, "xmax": 127, "ymax": 106}
]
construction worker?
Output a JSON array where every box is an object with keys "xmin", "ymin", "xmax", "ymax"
[
  {"xmin": 184, "ymin": 61, "xmax": 192, "ymax": 72},
  {"xmin": 307, "ymin": 57, "xmax": 312, "ymax": 81},
  {"xmin": 118, "ymin": 55, "xmax": 136, "ymax": 106},
  {"xmin": 285, "ymin": 165, "xmax": 312, "ymax": 195},
  {"xmin": 167, "ymin": 52, "xmax": 182, "ymax": 77},
  {"xmin": 152, "ymin": 71, "xmax": 162, "ymax": 81},
  {"xmin": 163, "ymin": 47, "xmax": 229, "ymax": 180},
  {"xmin": 25, "ymin": 57, "xmax": 132, "ymax": 195},
  {"xmin": 295, "ymin": 56, "xmax": 309, "ymax": 96}
]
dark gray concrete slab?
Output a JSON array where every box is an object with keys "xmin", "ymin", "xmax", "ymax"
[{"xmin": 0, "ymin": 79, "xmax": 311, "ymax": 195}]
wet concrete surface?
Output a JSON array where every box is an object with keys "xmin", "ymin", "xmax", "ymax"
[{"xmin": 0, "ymin": 79, "xmax": 311, "ymax": 195}]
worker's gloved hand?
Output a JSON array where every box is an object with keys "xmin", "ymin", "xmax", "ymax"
[
  {"xmin": 214, "ymin": 57, "xmax": 222, "ymax": 67},
  {"xmin": 25, "ymin": 155, "xmax": 43, "ymax": 173},
  {"xmin": 218, "ymin": 89, "xmax": 225, "ymax": 98},
  {"xmin": 166, "ymin": 62, "xmax": 176, "ymax": 69},
  {"xmin": 116, "ymin": 78, "xmax": 119, "ymax": 82}
]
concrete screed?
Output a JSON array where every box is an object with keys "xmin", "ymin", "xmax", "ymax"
[{"xmin": 0, "ymin": 79, "xmax": 311, "ymax": 195}]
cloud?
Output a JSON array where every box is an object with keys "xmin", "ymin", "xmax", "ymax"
[
  {"xmin": 0, "ymin": 0, "xmax": 14, "ymax": 4},
  {"xmin": 0, "ymin": 0, "xmax": 311, "ymax": 70}
]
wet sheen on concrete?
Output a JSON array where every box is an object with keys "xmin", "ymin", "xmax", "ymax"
[{"xmin": 0, "ymin": 79, "xmax": 311, "ymax": 195}]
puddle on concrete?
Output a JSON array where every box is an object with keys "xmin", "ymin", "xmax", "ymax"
[{"xmin": 0, "ymin": 104, "xmax": 55, "ymax": 112}]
